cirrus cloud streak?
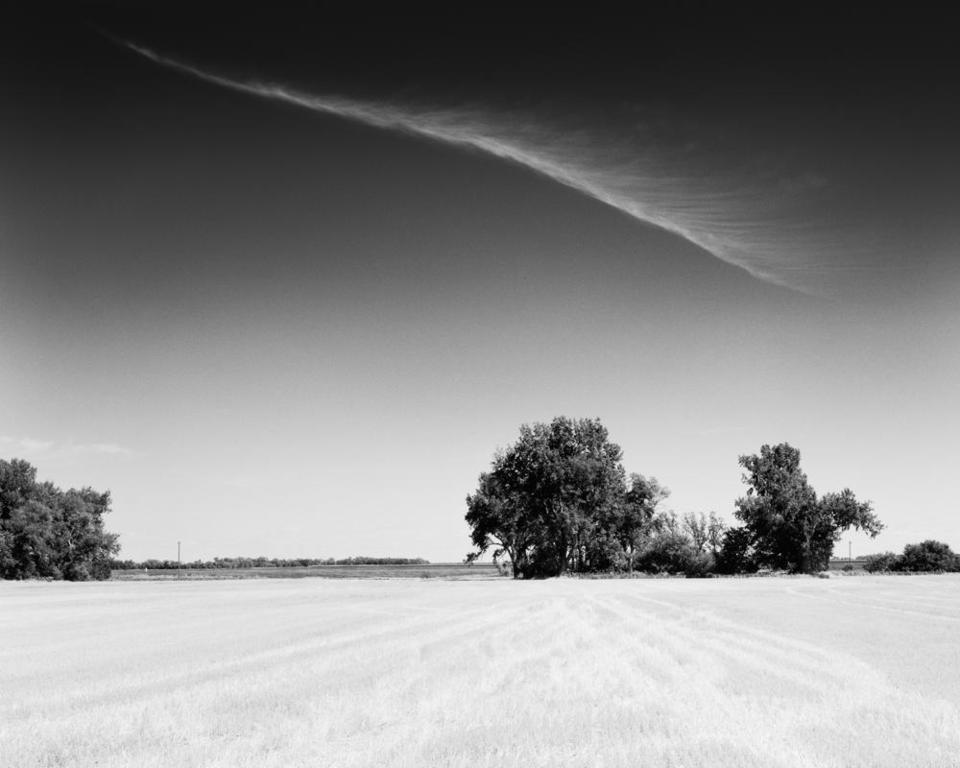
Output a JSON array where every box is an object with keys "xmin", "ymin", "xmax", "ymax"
[{"xmin": 116, "ymin": 39, "xmax": 872, "ymax": 297}]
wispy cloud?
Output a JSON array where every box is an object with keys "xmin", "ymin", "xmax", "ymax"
[
  {"xmin": 114, "ymin": 39, "xmax": 881, "ymax": 297},
  {"xmin": 16, "ymin": 438, "xmax": 55, "ymax": 454},
  {"xmin": 0, "ymin": 436, "xmax": 134, "ymax": 459},
  {"xmin": 82, "ymin": 442, "xmax": 134, "ymax": 456}
]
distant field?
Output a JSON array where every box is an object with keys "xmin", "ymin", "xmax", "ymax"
[
  {"xmin": 3, "ymin": 576, "xmax": 960, "ymax": 767},
  {"xmin": 111, "ymin": 562, "xmax": 503, "ymax": 580}
]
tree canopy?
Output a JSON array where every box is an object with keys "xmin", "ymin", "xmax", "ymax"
[
  {"xmin": 0, "ymin": 458, "xmax": 119, "ymax": 580},
  {"xmin": 465, "ymin": 417, "xmax": 667, "ymax": 577},
  {"xmin": 733, "ymin": 443, "xmax": 883, "ymax": 573}
]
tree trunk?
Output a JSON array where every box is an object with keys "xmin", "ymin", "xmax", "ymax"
[{"xmin": 801, "ymin": 530, "xmax": 814, "ymax": 573}]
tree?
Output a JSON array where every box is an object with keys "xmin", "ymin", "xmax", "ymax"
[
  {"xmin": 465, "ymin": 470, "xmax": 532, "ymax": 576},
  {"xmin": 465, "ymin": 417, "xmax": 629, "ymax": 578},
  {"xmin": 0, "ymin": 458, "xmax": 119, "ymax": 580},
  {"xmin": 682, "ymin": 512, "xmax": 710, "ymax": 553},
  {"xmin": 706, "ymin": 512, "xmax": 726, "ymax": 556},
  {"xmin": 602, "ymin": 473, "xmax": 668, "ymax": 572},
  {"xmin": 734, "ymin": 443, "xmax": 883, "ymax": 573}
]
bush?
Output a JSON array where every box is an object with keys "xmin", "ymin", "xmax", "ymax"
[
  {"xmin": 862, "ymin": 542, "xmax": 959, "ymax": 573},
  {"xmin": 898, "ymin": 540, "xmax": 960, "ymax": 572},
  {"xmin": 683, "ymin": 551, "xmax": 716, "ymax": 578},
  {"xmin": 637, "ymin": 532, "xmax": 712, "ymax": 576},
  {"xmin": 863, "ymin": 552, "xmax": 900, "ymax": 572},
  {"xmin": 715, "ymin": 527, "xmax": 758, "ymax": 574}
]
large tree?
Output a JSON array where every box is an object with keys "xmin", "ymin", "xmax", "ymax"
[
  {"xmin": 734, "ymin": 443, "xmax": 882, "ymax": 573},
  {"xmin": 465, "ymin": 417, "xmax": 633, "ymax": 578},
  {"xmin": 0, "ymin": 458, "xmax": 119, "ymax": 580}
]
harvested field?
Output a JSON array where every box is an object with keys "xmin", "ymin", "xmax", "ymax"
[{"xmin": 2, "ymin": 575, "xmax": 959, "ymax": 767}]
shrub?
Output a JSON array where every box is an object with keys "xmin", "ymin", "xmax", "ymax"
[
  {"xmin": 863, "ymin": 552, "xmax": 900, "ymax": 572},
  {"xmin": 898, "ymin": 540, "xmax": 960, "ymax": 572},
  {"xmin": 637, "ymin": 532, "xmax": 712, "ymax": 576},
  {"xmin": 714, "ymin": 527, "xmax": 758, "ymax": 574},
  {"xmin": 683, "ymin": 551, "xmax": 716, "ymax": 578}
]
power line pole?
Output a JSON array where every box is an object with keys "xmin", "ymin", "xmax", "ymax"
[
  {"xmin": 849, "ymin": 540, "xmax": 852, "ymax": 561},
  {"xmin": 178, "ymin": 540, "xmax": 182, "ymax": 580}
]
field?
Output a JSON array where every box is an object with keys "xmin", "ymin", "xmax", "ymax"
[
  {"xmin": 110, "ymin": 562, "xmax": 502, "ymax": 581},
  {"xmin": 3, "ymin": 576, "xmax": 960, "ymax": 768}
]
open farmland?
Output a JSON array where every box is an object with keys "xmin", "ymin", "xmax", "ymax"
[
  {"xmin": 2, "ymin": 576, "xmax": 960, "ymax": 768},
  {"xmin": 111, "ymin": 562, "xmax": 502, "ymax": 581}
]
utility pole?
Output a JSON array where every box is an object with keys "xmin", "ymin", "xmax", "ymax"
[
  {"xmin": 178, "ymin": 540, "xmax": 182, "ymax": 580},
  {"xmin": 849, "ymin": 540, "xmax": 852, "ymax": 561}
]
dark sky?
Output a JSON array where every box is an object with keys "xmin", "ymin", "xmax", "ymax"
[{"xmin": 2, "ymin": 5, "xmax": 959, "ymax": 559}]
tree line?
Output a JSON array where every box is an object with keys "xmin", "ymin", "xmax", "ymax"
[
  {"xmin": 1, "ymin": 458, "xmax": 119, "ymax": 580},
  {"xmin": 465, "ymin": 417, "xmax": 887, "ymax": 578}
]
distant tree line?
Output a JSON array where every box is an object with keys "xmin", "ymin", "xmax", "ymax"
[
  {"xmin": 1, "ymin": 458, "xmax": 119, "ymax": 580},
  {"xmin": 110, "ymin": 556, "xmax": 431, "ymax": 570},
  {"xmin": 863, "ymin": 541, "xmax": 960, "ymax": 573},
  {"xmin": 465, "ymin": 418, "xmax": 885, "ymax": 578}
]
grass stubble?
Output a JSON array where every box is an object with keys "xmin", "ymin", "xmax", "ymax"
[{"xmin": 2, "ymin": 575, "xmax": 959, "ymax": 767}]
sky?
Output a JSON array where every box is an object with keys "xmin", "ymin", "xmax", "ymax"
[{"xmin": 2, "ymin": 6, "xmax": 959, "ymax": 561}]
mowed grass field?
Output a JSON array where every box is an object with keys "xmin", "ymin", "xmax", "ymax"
[{"xmin": 2, "ymin": 576, "xmax": 960, "ymax": 768}]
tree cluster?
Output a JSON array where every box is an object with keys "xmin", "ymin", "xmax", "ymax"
[
  {"xmin": 465, "ymin": 417, "xmax": 726, "ymax": 578},
  {"xmin": 863, "ymin": 541, "xmax": 960, "ymax": 573},
  {"xmin": 1, "ymin": 459, "xmax": 119, "ymax": 581},
  {"xmin": 466, "ymin": 420, "xmax": 883, "ymax": 578}
]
